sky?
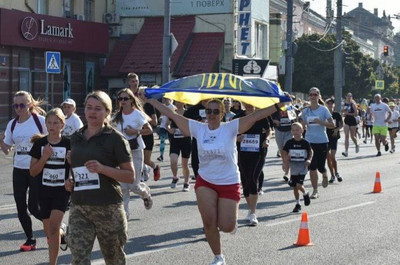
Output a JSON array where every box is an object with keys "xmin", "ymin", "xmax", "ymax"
[{"xmin": 309, "ymin": 0, "xmax": 400, "ymax": 33}]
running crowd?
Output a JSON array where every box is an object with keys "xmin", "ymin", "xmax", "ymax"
[{"xmin": 0, "ymin": 72, "xmax": 399, "ymax": 265}]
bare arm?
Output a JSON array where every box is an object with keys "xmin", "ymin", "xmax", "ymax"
[
  {"xmin": 149, "ymin": 114, "xmax": 158, "ymax": 127},
  {"xmin": 281, "ymin": 150, "xmax": 289, "ymax": 173},
  {"xmin": 84, "ymin": 160, "xmax": 135, "ymax": 184},
  {"xmin": 147, "ymin": 98, "xmax": 190, "ymax": 136},
  {"xmin": 0, "ymin": 133, "xmax": 11, "ymax": 155},
  {"xmin": 238, "ymin": 103, "xmax": 285, "ymax": 134}
]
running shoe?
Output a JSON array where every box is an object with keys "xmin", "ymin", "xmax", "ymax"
[
  {"xmin": 248, "ymin": 213, "xmax": 258, "ymax": 226},
  {"xmin": 376, "ymin": 151, "xmax": 382, "ymax": 156},
  {"xmin": 210, "ymin": 255, "xmax": 226, "ymax": 265},
  {"xmin": 258, "ymin": 189, "xmax": 264, "ymax": 196},
  {"xmin": 336, "ymin": 172, "xmax": 343, "ymax": 182},
  {"xmin": 20, "ymin": 239, "xmax": 36, "ymax": 251},
  {"xmin": 157, "ymin": 156, "xmax": 163, "ymax": 162},
  {"xmin": 303, "ymin": 192, "xmax": 311, "ymax": 206},
  {"xmin": 153, "ymin": 165, "xmax": 161, "ymax": 181},
  {"xmin": 143, "ymin": 196, "xmax": 153, "ymax": 210},
  {"xmin": 60, "ymin": 223, "xmax": 68, "ymax": 251},
  {"xmin": 292, "ymin": 204, "xmax": 301, "ymax": 213},
  {"xmin": 355, "ymin": 144, "xmax": 360, "ymax": 153},
  {"xmin": 171, "ymin": 178, "xmax": 179, "ymax": 188},
  {"xmin": 363, "ymin": 140, "xmax": 367, "ymax": 144},
  {"xmin": 385, "ymin": 143, "xmax": 389, "ymax": 152},
  {"xmin": 283, "ymin": 175, "xmax": 289, "ymax": 182},
  {"xmin": 182, "ymin": 183, "xmax": 190, "ymax": 192},
  {"xmin": 342, "ymin": 151, "xmax": 348, "ymax": 157},
  {"xmin": 310, "ymin": 190, "xmax": 319, "ymax": 199},
  {"xmin": 322, "ymin": 176, "xmax": 329, "ymax": 188},
  {"xmin": 329, "ymin": 175, "xmax": 335, "ymax": 183}
]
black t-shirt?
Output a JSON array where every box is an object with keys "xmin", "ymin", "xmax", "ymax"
[
  {"xmin": 143, "ymin": 103, "xmax": 155, "ymax": 117},
  {"xmin": 283, "ymin": 138, "xmax": 312, "ymax": 162},
  {"xmin": 184, "ymin": 103, "xmax": 206, "ymax": 121},
  {"xmin": 233, "ymin": 112, "xmax": 270, "ymax": 153},
  {"xmin": 29, "ymin": 136, "xmax": 70, "ymax": 196},
  {"xmin": 272, "ymin": 110, "xmax": 293, "ymax": 132},
  {"xmin": 327, "ymin": 112, "xmax": 343, "ymax": 139}
]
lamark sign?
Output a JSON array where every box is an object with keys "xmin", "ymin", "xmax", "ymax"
[
  {"xmin": 0, "ymin": 8, "xmax": 108, "ymax": 54},
  {"xmin": 21, "ymin": 17, "xmax": 74, "ymax": 41}
]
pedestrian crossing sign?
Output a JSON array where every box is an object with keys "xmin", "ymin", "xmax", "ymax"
[
  {"xmin": 375, "ymin": 80, "xmax": 385, "ymax": 90},
  {"xmin": 45, "ymin": 51, "xmax": 61, "ymax": 74}
]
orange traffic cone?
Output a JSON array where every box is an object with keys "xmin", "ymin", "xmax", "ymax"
[
  {"xmin": 294, "ymin": 212, "xmax": 313, "ymax": 246},
  {"xmin": 373, "ymin": 172, "xmax": 382, "ymax": 193}
]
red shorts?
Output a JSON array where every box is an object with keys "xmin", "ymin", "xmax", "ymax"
[{"xmin": 194, "ymin": 175, "xmax": 241, "ymax": 202}]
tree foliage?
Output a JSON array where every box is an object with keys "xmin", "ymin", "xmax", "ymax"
[{"xmin": 290, "ymin": 32, "xmax": 399, "ymax": 100}]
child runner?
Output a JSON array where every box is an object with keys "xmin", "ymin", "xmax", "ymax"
[
  {"xmin": 282, "ymin": 122, "xmax": 313, "ymax": 213},
  {"xmin": 61, "ymin": 98, "xmax": 83, "ymax": 137}
]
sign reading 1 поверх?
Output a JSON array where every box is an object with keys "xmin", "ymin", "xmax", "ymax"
[{"xmin": 45, "ymin": 51, "xmax": 61, "ymax": 74}]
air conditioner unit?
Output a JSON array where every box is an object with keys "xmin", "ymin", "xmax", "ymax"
[
  {"xmin": 73, "ymin": 14, "xmax": 85, "ymax": 21},
  {"xmin": 103, "ymin": 13, "xmax": 120, "ymax": 24},
  {"xmin": 109, "ymin": 25, "xmax": 121, "ymax": 38}
]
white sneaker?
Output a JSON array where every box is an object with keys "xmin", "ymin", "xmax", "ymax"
[
  {"xmin": 210, "ymin": 255, "xmax": 226, "ymax": 265},
  {"xmin": 248, "ymin": 213, "xmax": 258, "ymax": 226},
  {"xmin": 310, "ymin": 190, "xmax": 319, "ymax": 199}
]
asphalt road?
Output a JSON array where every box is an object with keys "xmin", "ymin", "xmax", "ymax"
[{"xmin": 1, "ymin": 136, "xmax": 400, "ymax": 265}]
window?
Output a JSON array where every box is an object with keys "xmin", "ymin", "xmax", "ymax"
[
  {"xmin": 63, "ymin": 0, "xmax": 74, "ymax": 18},
  {"xmin": 37, "ymin": 0, "xmax": 48, "ymax": 15},
  {"xmin": 84, "ymin": 0, "xmax": 94, "ymax": 21},
  {"xmin": 255, "ymin": 22, "xmax": 268, "ymax": 58}
]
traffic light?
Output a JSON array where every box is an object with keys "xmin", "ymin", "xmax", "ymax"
[{"xmin": 383, "ymin": 46, "xmax": 389, "ymax": 56}]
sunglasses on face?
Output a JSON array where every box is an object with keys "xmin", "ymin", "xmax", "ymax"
[
  {"xmin": 117, "ymin": 97, "xmax": 131, "ymax": 101},
  {"xmin": 309, "ymin": 93, "xmax": 319, "ymax": 97},
  {"xmin": 13, "ymin": 103, "xmax": 27, "ymax": 109},
  {"xmin": 205, "ymin": 108, "xmax": 220, "ymax": 115}
]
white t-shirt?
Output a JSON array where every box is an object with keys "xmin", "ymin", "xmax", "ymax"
[
  {"xmin": 62, "ymin": 113, "xmax": 83, "ymax": 137},
  {"xmin": 189, "ymin": 119, "xmax": 240, "ymax": 185},
  {"xmin": 370, "ymin": 103, "xmax": 391, "ymax": 126},
  {"xmin": 4, "ymin": 114, "xmax": 47, "ymax": 169},
  {"xmin": 389, "ymin": 110, "xmax": 399, "ymax": 128},
  {"xmin": 116, "ymin": 109, "xmax": 147, "ymax": 150},
  {"xmin": 160, "ymin": 103, "xmax": 176, "ymax": 129}
]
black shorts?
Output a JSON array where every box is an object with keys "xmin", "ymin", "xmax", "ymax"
[
  {"xmin": 310, "ymin": 143, "xmax": 328, "ymax": 173},
  {"xmin": 389, "ymin": 127, "xmax": 398, "ymax": 132},
  {"xmin": 328, "ymin": 137, "xmax": 338, "ymax": 150},
  {"xmin": 169, "ymin": 137, "xmax": 192, "ymax": 158},
  {"xmin": 142, "ymin": 134, "xmax": 154, "ymax": 151},
  {"xmin": 366, "ymin": 125, "xmax": 373, "ymax": 129},
  {"xmin": 39, "ymin": 192, "xmax": 70, "ymax": 219},
  {"xmin": 344, "ymin": 115, "xmax": 357, "ymax": 126},
  {"xmin": 289, "ymin": 175, "xmax": 306, "ymax": 187}
]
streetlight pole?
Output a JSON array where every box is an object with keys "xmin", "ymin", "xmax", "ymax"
[
  {"xmin": 162, "ymin": 0, "xmax": 171, "ymax": 84},
  {"xmin": 284, "ymin": 0, "xmax": 294, "ymax": 93},
  {"xmin": 334, "ymin": 0, "xmax": 343, "ymax": 112}
]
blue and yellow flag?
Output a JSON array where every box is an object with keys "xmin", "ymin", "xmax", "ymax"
[{"xmin": 145, "ymin": 73, "xmax": 291, "ymax": 108}]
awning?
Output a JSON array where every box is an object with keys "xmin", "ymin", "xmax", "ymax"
[
  {"xmin": 101, "ymin": 35, "xmax": 135, "ymax": 77},
  {"xmin": 120, "ymin": 16, "xmax": 195, "ymax": 74},
  {"xmin": 176, "ymin": 32, "xmax": 224, "ymax": 77}
]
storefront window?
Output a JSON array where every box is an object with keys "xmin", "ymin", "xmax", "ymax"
[
  {"xmin": 37, "ymin": 0, "xmax": 48, "ymax": 15},
  {"xmin": 255, "ymin": 23, "xmax": 268, "ymax": 58}
]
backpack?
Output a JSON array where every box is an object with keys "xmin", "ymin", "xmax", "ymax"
[{"xmin": 11, "ymin": 113, "xmax": 43, "ymax": 134}]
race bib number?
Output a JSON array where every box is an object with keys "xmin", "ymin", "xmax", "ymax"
[
  {"xmin": 73, "ymin": 166, "xmax": 100, "ymax": 191},
  {"xmin": 43, "ymin": 147, "xmax": 66, "ymax": 165},
  {"xmin": 240, "ymin": 134, "xmax": 260, "ymax": 152},
  {"xmin": 16, "ymin": 142, "xmax": 31, "ymax": 156},
  {"xmin": 42, "ymin": 168, "xmax": 65, "ymax": 187},
  {"xmin": 280, "ymin": 118, "xmax": 291, "ymax": 126},
  {"xmin": 307, "ymin": 116, "xmax": 319, "ymax": 126},
  {"xmin": 173, "ymin": 128, "xmax": 184, "ymax": 138},
  {"xmin": 289, "ymin": 149, "xmax": 306, "ymax": 162}
]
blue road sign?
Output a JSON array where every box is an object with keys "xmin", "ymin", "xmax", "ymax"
[{"xmin": 45, "ymin": 51, "xmax": 61, "ymax": 74}]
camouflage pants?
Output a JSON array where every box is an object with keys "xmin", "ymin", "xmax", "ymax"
[{"xmin": 67, "ymin": 204, "xmax": 127, "ymax": 265}]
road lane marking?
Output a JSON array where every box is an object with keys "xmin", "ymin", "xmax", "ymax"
[
  {"xmin": 92, "ymin": 201, "xmax": 376, "ymax": 265},
  {"xmin": 265, "ymin": 201, "xmax": 376, "ymax": 227},
  {"xmin": 0, "ymin": 204, "xmax": 16, "ymax": 211}
]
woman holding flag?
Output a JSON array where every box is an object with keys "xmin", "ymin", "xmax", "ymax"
[{"xmin": 147, "ymin": 95, "xmax": 287, "ymax": 265}]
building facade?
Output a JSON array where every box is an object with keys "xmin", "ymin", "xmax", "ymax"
[{"xmin": 0, "ymin": 0, "xmax": 108, "ymax": 125}]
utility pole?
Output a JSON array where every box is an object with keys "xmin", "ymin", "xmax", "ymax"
[
  {"xmin": 162, "ymin": 0, "xmax": 171, "ymax": 84},
  {"xmin": 284, "ymin": 0, "xmax": 293, "ymax": 93},
  {"xmin": 326, "ymin": 0, "xmax": 334, "ymax": 32},
  {"xmin": 334, "ymin": 0, "xmax": 343, "ymax": 112}
]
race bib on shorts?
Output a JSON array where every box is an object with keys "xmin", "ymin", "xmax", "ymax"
[
  {"xmin": 240, "ymin": 134, "xmax": 260, "ymax": 152},
  {"xmin": 42, "ymin": 168, "xmax": 66, "ymax": 187},
  {"xmin": 73, "ymin": 166, "xmax": 100, "ymax": 191}
]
